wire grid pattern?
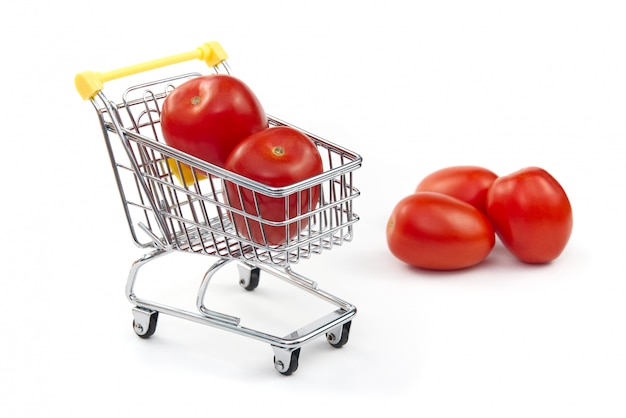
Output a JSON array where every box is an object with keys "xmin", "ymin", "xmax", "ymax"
[{"xmin": 92, "ymin": 73, "xmax": 361, "ymax": 267}]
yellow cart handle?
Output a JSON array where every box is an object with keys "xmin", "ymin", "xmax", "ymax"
[{"xmin": 75, "ymin": 41, "xmax": 228, "ymax": 100}]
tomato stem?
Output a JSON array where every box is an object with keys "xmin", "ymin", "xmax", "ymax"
[{"xmin": 272, "ymin": 146, "xmax": 285, "ymax": 156}]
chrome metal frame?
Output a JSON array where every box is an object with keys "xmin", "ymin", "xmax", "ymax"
[{"xmin": 87, "ymin": 62, "xmax": 362, "ymax": 375}]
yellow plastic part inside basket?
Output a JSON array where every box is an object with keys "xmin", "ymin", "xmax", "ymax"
[
  {"xmin": 166, "ymin": 158, "xmax": 209, "ymax": 186},
  {"xmin": 75, "ymin": 41, "xmax": 228, "ymax": 100}
]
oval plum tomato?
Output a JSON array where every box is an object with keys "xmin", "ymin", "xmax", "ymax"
[
  {"xmin": 486, "ymin": 167, "xmax": 573, "ymax": 264},
  {"xmin": 386, "ymin": 192, "xmax": 495, "ymax": 270},
  {"xmin": 415, "ymin": 166, "xmax": 498, "ymax": 214},
  {"xmin": 224, "ymin": 126, "xmax": 323, "ymax": 246},
  {"xmin": 160, "ymin": 74, "xmax": 267, "ymax": 168}
]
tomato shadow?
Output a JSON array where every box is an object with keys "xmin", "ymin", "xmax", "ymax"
[{"xmin": 403, "ymin": 262, "xmax": 485, "ymax": 279}]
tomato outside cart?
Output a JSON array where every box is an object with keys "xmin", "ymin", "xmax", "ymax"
[{"xmin": 75, "ymin": 42, "xmax": 362, "ymax": 375}]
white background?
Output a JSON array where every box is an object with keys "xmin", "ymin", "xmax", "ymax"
[{"xmin": 1, "ymin": 0, "xmax": 625, "ymax": 416}]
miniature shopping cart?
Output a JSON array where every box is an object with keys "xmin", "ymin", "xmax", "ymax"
[{"xmin": 75, "ymin": 42, "xmax": 362, "ymax": 375}]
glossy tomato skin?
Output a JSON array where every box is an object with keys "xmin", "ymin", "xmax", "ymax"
[
  {"xmin": 160, "ymin": 74, "xmax": 267, "ymax": 168},
  {"xmin": 224, "ymin": 126, "xmax": 323, "ymax": 246},
  {"xmin": 386, "ymin": 192, "xmax": 495, "ymax": 270},
  {"xmin": 415, "ymin": 166, "xmax": 497, "ymax": 214},
  {"xmin": 486, "ymin": 167, "xmax": 573, "ymax": 264}
]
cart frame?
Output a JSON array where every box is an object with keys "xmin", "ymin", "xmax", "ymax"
[{"xmin": 76, "ymin": 42, "xmax": 362, "ymax": 375}]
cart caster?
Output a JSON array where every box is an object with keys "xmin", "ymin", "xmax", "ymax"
[
  {"xmin": 238, "ymin": 263, "xmax": 260, "ymax": 291},
  {"xmin": 272, "ymin": 347, "xmax": 300, "ymax": 375},
  {"xmin": 326, "ymin": 321, "xmax": 351, "ymax": 348},
  {"xmin": 132, "ymin": 307, "xmax": 158, "ymax": 339}
]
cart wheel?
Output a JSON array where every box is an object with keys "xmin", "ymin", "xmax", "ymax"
[
  {"xmin": 273, "ymin": 348, "xmax": 300, "ymax": 375},
  {"xmin": 326, "ymin": 321, "xmax": 351, "ymax": 348},
  {"xmin": 239, "ymin": 265, "xmax": 260, "ymax": 291},
  {"xmin": 132, "ymin": 308, "xmax": 158, "ymax": 339}
]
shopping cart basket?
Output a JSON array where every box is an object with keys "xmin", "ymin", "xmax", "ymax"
[{"xmin": 75, "ymin": 42, "xmax": 362, "ymax": 375}]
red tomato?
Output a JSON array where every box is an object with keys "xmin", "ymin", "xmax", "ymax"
[
  {"xmin": 415, "ymin": 166, "xmax": 497, "ymax": 214},
  {"xmin": 386, "ymin": 192, "xmax": 495, "ymax": 270},
  {"xmin": 224, "ymin": 126, "xmax": 323, "ymax": 246},
  {"xmin": 160, "ymin": 74, "xmax": 267, "ymax": 168},
  {"xmin": 486, "ymin": 167, "xmax": 573, "ymax": 264}
]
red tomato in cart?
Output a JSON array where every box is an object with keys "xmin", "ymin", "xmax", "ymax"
[
  {"xmin": 386, "ymin": 192, "xmax": 495, "ymax": 270},
  {"xmin": 486, "ymin": 167, "xmax": 573, "ymax": 264},
  {"xmin": 224, "ymin": 126, "xmax": 324, "ymax": 246},
  {"xmin": 160, "ymin": 74, "xmax": 268, "ymax": 168},
  {"xmin": 415, "ymin": 166, "xmax": 498, "ymax": 215}
]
